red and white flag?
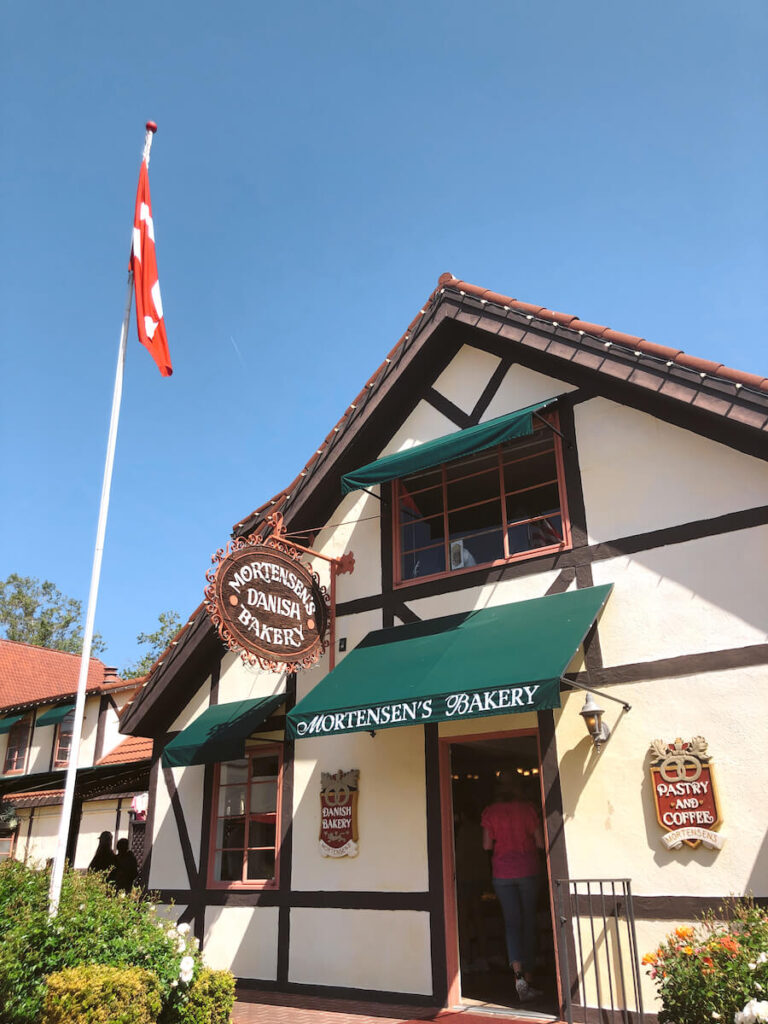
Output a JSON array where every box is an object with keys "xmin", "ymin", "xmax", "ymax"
[{"xmin": 130, "ymin": 159, "xmax": 172, "ymax": 376}]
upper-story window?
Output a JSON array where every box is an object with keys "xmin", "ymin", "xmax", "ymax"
[
  {"xmin": 3, "ymin": 715, "xmax": 33, "ymax": 775},
  {"xmin": 394, "ymin": 419, "xmax": 570, "ymax": 584},
  {"xmin": 208, "ymin": 747, "xmax": 282, "ymax": 888},
  {"xmin": 53, "ymin": 710, "xmax": 75, "ymax": 769}
]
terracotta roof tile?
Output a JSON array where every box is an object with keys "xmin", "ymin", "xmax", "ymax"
[
  {"xmin": 96, "ymin": 735, "xmax": 153, "ymax": 766},
  {"xmin": 0, "ymin": 639, "xmax": 121, "ymax": 713}
]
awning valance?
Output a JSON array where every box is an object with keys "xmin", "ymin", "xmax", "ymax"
[
  {"xmin": 162, "ymin": 694, "xmax": 286, "ymax": 768},
  {"xmin": 36, "ymin": 704, "xmax": 75, "ymax": 727},
  {"xmin": 0, "ymin": 714, "xmax": 24, "ymax": 735},
  {"xmin": 341, "ymin": 399, "xmax": 556, "ymax": 496},
  {"xmin": 286, "ymin": 584, "xmax": 612, "ymax": 739}
]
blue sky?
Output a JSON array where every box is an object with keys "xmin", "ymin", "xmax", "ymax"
[{"xmin": 1, "ymin": 1, "xmax": 766, "ymax": 671}]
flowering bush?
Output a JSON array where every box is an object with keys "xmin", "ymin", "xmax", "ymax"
[
  {"xmin": 0, "ymin": 860, "xmax": 230, "ymax": 1024},
  {"xmin": 642, "ymin": 898, "xmax": 768, "ymax": 1024}
]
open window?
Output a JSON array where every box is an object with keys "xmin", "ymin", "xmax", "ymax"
[
  {"xmin": 394, "ymin": 417, "xmax": 570, "ymax": 584},
  {"xmin": 3, "ymin": 715, "xmax": 33, "ymax": 775},
  {"xmin": 208, "ymin": 746, "xmax": 282, "ymax": 889},
  {"xmin": 53, "ymin": 710, "xmax": 75, "ymax": 769}
]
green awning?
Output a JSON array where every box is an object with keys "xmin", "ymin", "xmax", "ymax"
[
  {"xmin": 286, "ymin": 584, "xmax": 612, "ymax": 739},
  {"xmin": 162, "ymin": 694, "xmax": 286, "ymax": 768},
  {"xmin": 36, "ymin": 704, "xmax": 75, "ymax": 727},
  {"xmin": 341, "ymin": 399, "xmax": 556, "ymax": 496},
  {"xmin": 0, "ymin": 714, "xmax": 24, "ymax": 735}
]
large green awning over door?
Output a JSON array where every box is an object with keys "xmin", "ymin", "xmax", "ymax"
[
  {"xmin": 36, "ymin": 704, "xmax": 75, "ymax": 727},
  {"xmin": 162, "ymin": 694, "xmax": 286, "ymax": 768},
  {"xmin": 0, "ymin": 714, "xmax": 24, "ymax": 735},
  {"xmin": 286, "ymin": 584, "xmax": 613, "ymax": 739},
  {"xmin": 340, "ymin": 398, "xmax": 557, "ymax": 495}
]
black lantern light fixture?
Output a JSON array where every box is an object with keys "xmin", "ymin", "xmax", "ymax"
[{"xmin": 579, "ymin": 691, "xmax": 611, "ymax": 752}]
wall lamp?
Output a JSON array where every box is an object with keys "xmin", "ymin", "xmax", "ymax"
[{"xmin": 562, "ymin": 678, "xmax": 631, "ymax": 753}]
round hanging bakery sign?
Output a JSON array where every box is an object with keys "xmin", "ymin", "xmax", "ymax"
[{"xmin": 205, "ymin": 529, "xmax": 330, "ymax": 673}]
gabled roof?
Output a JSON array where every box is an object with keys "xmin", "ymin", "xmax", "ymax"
[
  {"xmin": 120, "ymin": 272, "xmax": 768, "ymax": 733},
  {"xmin": 0, "ymin": 639, "xmax": 122, "ymax": 714},
  {"xmin": 96, "ymin": 735, "xmax": 153, "ymax": 766}
]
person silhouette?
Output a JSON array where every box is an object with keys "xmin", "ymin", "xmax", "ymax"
[
  {"xmin": 88, "ymin": 831, "xmax": 116, "ymax": 873},
  {"xmin": 108, "ymin": 837, "xmax": 139, "ymax": 892}
]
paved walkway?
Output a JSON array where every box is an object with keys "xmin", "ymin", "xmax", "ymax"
[{"xmin": 232, "ymin": 989, "xmax": 560, "ymax": 1024}]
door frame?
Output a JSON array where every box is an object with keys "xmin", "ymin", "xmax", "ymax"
[{"xmin": 438, "ymin": 726, "xmax": 564, "ymax": 1011}]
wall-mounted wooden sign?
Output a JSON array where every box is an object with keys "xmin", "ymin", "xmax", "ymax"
[
  {"xmin": 205, "ymin": 526, "xmax": 330, "ymax": 673},
  {"xmin": 649, "ymin": 736, "xmax": 724, "ymax": 850},
  {"xmin": 319, "ymin": 769, "xmax": 359, "ymax": 858}
]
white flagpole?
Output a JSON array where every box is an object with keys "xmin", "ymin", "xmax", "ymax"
[{"xmin": 48, "ymin": 123, "xmax": 157, "ymax": 918}]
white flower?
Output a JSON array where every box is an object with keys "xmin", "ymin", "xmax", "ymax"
[
  {"xmin": 177, "ymin": 937, "xmax": 186, "ymax": 953},
  {"xmin": 170, "ymin": 980, "xmax": 178, "ymax": 989},
  {"xmin": 78, "ymin": 903, "xmax": 85, "ymax": 911},
  {"xmin": 735, "ymin": 999, "xmax": 768, "ymax": 1024},
  {"xmin": 177, "ymin": 922, "xmax": 191, "ymax": 935},
  {"xmin": 712, "ymin": 1015, "xmax": 721, "ymax": 1020},
  {"xmin": 179, "ymin": 955, "xmax": 194, "ymax": 973},
  {"xmin": 180, "ymin": 968, "xmax": 194, "ymax": 985},
  {"xmin": 192, "ymin": 937, "xmax": 200, "ymax": 948}
]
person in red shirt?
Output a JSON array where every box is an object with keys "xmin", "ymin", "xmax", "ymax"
[{"xmin": 481, "ymin": 775, "xmax": 544, "ymax": 1001}]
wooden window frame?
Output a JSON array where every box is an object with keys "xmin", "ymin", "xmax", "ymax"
[
  {"xmin": 52, "ymin": 710, "xmax": 75, "ymax": 769},
  {"xmin": 3, "ymin": 715, "xmax": 33, "ymax": 775},
  {"xmin": 0, "ymin": 829, "xmax": 16, "ymax": 861},
  {"xmin": 206, "ymin": 743, "xmax": 283, "ymax": 891},
  {"xmin": 392, "ymin": 413, "xmax": 572, "ymax": 588}
]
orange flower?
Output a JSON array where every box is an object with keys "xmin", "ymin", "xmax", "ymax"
[
  {"xmin": 675, "ymin": 926, "xmax": 694, "ymax": 940},
  {"xmin": 642, "ymin": 953, "xmax": 658, "ymax": 966},
  {"xmin": 682, "ymin": 946, "xmax": 694, "ymax": 955},
  {"xmin": 716, "ymin": 936, "xmax": 740, "ymax": 954},
  {"xmin": 701, "ymin": 957, "xmax": 715, "ymax": 975}
]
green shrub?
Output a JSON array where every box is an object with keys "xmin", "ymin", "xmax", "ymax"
[
  {"xmin": 0, "ymin": 861, "xmax": 201, "ymax": 1024},
  {"xmin": 168, "ymin": 968, "xmax": 236, "ymax": 1024},
  {"xmin": 643, "ymin": 897, "xmax": 768, "ymax": 1024},
  {"xmin": 42, "ymin": 965, "xmax": 162, "ymax": 1024}
]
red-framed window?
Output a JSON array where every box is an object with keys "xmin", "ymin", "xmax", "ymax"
[
  {"xmin": 208, "ymin": 746, "xmax": 282, "ymax": 889},
  {"xmin": 0, "ymin": 830, "xmax": 16, "ymax": 860},
  {"xmin": 53, "ymin": 710, "xmax": 75, "ymax": 769},
  {"xmin": 3, "ymin": 716, "xmax": 33, "ymax": 775},
  {"xmin": 393, "ymin": 416, "xmax": 570, "ymax": 585}
]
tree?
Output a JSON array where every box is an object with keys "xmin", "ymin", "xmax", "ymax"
[
  {"xmin": 122, "ymin": 610, "xmax": 182, "ymax": 679},
  {"xmin": 0, "ymin": 574, "xmax": 106, "ymax": 655}
]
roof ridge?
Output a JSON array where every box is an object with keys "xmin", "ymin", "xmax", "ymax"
[{"xmin": 0, "ymin": 637, "xmax": 106, "ymax": 665}]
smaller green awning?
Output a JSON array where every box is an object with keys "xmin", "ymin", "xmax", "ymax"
[
  {"xmin": 341, "ymin": 399, "xmax": 556, "ymax": 495},
  {"xmin": 162, "ymin": 694, "xmax": 286, "ymax": 769},
  {"xmin": 36, "ymin": 704, "xmax": 75, "ymax": 727},
  {"xmin": 0, "ymin": 714, "xmax": 24, "ymax": 735}
]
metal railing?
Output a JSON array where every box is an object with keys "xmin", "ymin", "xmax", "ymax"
[{"xmin": 554, "ymin": 878, "xmax": 645, "ymax": 1024}]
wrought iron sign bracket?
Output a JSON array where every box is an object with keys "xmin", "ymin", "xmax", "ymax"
[{"xmin": 560, "ymin": 677, "xmax": 632, "ymax": 713}]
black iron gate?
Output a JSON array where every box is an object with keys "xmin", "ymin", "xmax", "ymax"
[{"xmin": 554, "ymin": 878, "xmax": 646, "ymax": 1024}]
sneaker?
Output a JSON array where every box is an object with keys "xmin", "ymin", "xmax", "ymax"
[
  {"xmin": 520, "ymin": 985, "xmax": 543, "ymax": 1003},
  {"xmin": 515, "ymin": 976, "xmax": 530, "ymax": 1000}
]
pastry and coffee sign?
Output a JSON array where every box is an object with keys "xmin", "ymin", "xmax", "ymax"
[
  {"xmin": 205, "ymin": 523, "xmax": 330, "ymax": 673},
  {"xmin": 649, "ymin": 736, "xmax": 724, "ymax": 851}
]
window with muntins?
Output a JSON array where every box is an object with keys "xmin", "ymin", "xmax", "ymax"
[
  {"xmin": 394, "ymin": 420, "xmax": 570, "ymax": 584},
  {"xmin": 209, "ymin": 748, "xmax": 281, "ymax": 888},
  {"xmin": 53, "ymin": 710, "xmax": 75, "ymax": 768},
  {"xmin": 3, "ymin": 716, "xmax": 32, "ymax": 775}
]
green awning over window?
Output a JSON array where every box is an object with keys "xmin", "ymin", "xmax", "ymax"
[
  {"xmin": 162, "ymin": 694, "xmax": 286, "ymax": 769},
  {"xmin": 0, "ymin": 714, "xmax": 24, "ymax": 735},
  {"xmin": 341, "ymin": 399, "xmax": 556, "ymax": 496},
  {"xmin": 36, "ymin": 704, "xmax": 75, "ymax": 727},
  {"xmin": 286, "ymin": 584, "xmax": 612, "ymax": 739}
]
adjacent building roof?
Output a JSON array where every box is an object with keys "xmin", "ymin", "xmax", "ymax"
[
  {"xmin": 0, "ymin": 639, "xmax": 124, "ymax": 714},
  {"xmin": 96, "ymin": 735, "xmax": 154, "ymax": 766},
  {"xmin": 120, "ymin": 272, "xmax": 768, "ymax": 733}
]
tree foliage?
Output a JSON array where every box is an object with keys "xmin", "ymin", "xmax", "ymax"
[
  {"xmin": 122, "ymin": 611, "xmax": 182, "ymax": 679},
  {"xmin": 0, "ymin": 574, "xmax": 105, "ymax": 655}
]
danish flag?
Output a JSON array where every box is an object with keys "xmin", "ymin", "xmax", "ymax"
[{"xmin": 130, "ymin": 158, "xmax": 172, "ymax": 376}]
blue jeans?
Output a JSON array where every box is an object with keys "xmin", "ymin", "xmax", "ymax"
[{"xmin": 493, "ymin": 875, "xmax": 539, "ymax": 971}]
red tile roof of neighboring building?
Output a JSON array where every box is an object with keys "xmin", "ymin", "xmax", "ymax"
[
  {"xmin": 0, "ymin": 639, "xmax": 122, "ymax": 713},
  {"xmin": 96, "ymin": 735, "xmax": 153, "ymax": 766}
]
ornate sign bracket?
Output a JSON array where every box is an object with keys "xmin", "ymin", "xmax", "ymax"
[{"xmin": 204, "ymin": 511, "xmax": 354, "ymax": 674}]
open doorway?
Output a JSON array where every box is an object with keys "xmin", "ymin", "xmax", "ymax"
[{"xmin": 449, "ymin": 734, "xmax": 558, "ymax": 1017}]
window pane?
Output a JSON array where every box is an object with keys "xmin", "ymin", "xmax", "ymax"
[
  {"xmin": 503, "ymin": 450, "xmax": 557, "ymax": 495},
  {"xmin": 248, "ymin": 818, "xmax": 276, "ymax": 848},
  {"xmin": 501, "ymin": 431, "xmax": 553, "ymax": 463},
  {"xmin": 446, "ymin": 468, "xmax": 500, "ymax": 512},
  {"xmin": 247, "ymin": 849, "xmax": 275, "ymax": 880},
  {"xmin": 220, "ymin": 760, "xmax": 248, "ymax": 786},
  {"xmin": 400, "ymin": 513, "xmax": 444, "ymax": 554},
  {"xmin": 445, "ymin": 450, "xmax": 498, "ymax": 481},
  {"xmin": 401, "ymin": 467, "xmax": 441, "ymax": 492},
  {"xmin": 217, "ymin": 816, "xmax": 245, "ymax": 850},
  {"xmin": 214, "ymin": 849, "xmax": 243, "ymax": 882},
  {"xmin": 218, "ymin": 784, "xmax": 246, "ymax": 817},
  {"xmin": 250, "ymin": 755, "xmax": 279, "ymax": 781},
  {"xmin": 399, "ymin": 482, "xmax": 443, "ymax": 522},
  {"xmin": 401, "ymin": 544, "xmax": 445, "ymax": 580},
  {"xmin": 508, "ymin": 515, "xmax": 564, "ymax": 555},
  {"xmin": 250, "ymin": 781, "xmax": 278, "ymax": 813},
  {"xmin": 506, "ymin": 483, "xmax": 560, "ymax": 525}
]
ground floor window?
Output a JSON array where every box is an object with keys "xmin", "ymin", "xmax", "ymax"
[
  {"xmin": 0, "ymin": 829, "xmax": 16, "ymax": 860},
  {"xmin": 209, "ymin": 747, "xmax": 282, "ymax": 888}
]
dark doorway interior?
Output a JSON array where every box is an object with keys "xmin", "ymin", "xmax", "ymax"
[{"xmin": 450, "ymin": 735, "xmax": 558, "ymax": 1016}]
